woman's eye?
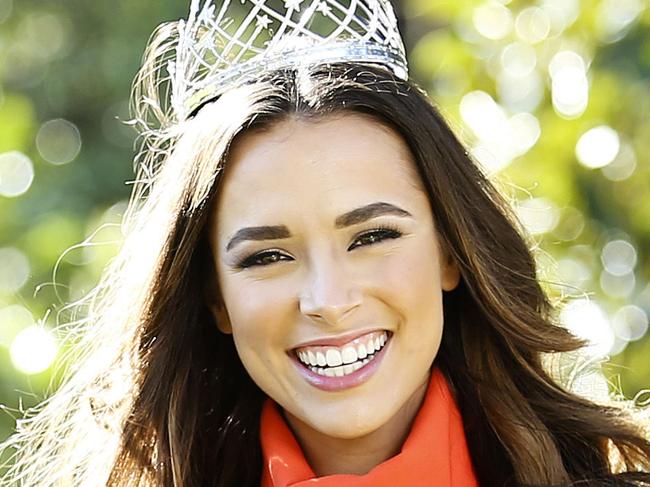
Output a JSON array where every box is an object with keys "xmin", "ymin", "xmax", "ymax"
[
  {"xmin": 348, "ymin": 227, "xmax": 402, "ymax": 251},
  {"xmin": 237, "ymin": 227, "xmax": 402, "ymax": 268},
  {"xmin": 238, "ymin": 250, "xmax": 292, "ymax": 269}
]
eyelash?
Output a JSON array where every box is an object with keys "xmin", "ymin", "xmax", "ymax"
[{"xmin": 235, "ymin": 225, "xmax": 403, "ymax": 269}]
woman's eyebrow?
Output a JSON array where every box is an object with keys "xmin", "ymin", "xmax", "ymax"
[
  {"xmin": 226, "ymin": 225, "xmax": 290, "ymax": 252},
  {"xmin": 334, "ymin": 201, "xmax": 412, "ymax": 228},
  {"xmin": 225, "ymin": 202, "xmax": 412, "ymax": 252}
]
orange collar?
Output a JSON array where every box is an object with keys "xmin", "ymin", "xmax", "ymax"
[{"xmin": 259, "ymin": 368, "xmax": 479, "ymax": 487}]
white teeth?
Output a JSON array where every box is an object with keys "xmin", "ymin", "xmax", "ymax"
[
  {"xmin": 308, "ymin": 355, "xmax": 376, "ymax": 377},
  {"xmin": 326, "ymin": 349, "xmax": 343, "ymax": 367},
  {"xmin": 307, "ymin": 350, "xmax": 317, "ymax": 366},
  {"xmin": 297, "ymin": 331, "xmax": 390, "ymax": 368},
  {"xmin": 341, "ymin": 346, "xmax": 357, "ymax": 364}
]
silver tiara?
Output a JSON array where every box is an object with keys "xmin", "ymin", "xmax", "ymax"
[{"xmin": 168, "ymin": 0, "xmax": 409, "ymax": 120}]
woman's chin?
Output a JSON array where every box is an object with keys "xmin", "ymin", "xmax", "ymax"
[{"xmin": 285, "ymin": 405, "xmax": 389, "ymax": 441}]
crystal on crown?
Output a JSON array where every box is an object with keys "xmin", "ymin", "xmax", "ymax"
[{"xmin": 168, "ymin": 0, "xmax": 408, "ymax": 120}]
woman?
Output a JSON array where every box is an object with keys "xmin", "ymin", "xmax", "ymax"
[{"xmin": 2, "ymin": 0, "xmax": 650, "ymax": 486}]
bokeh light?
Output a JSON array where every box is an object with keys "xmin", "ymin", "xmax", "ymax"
[
  {"xmin": 553, "ymin": 207, "xmax": 585, "ymax": 242},
  {"xmin": 601, "ymin": 142, "xmax": 637, "ymax": 181},
  {"xmin": 36, "ymin": 118, "xmax": 82, "ymax": 165},
  {"xmin": 460, "ymin": 90, "xmax": 504, "ymax": 138},
  {"xmin": 540, "ymin": 0, "xmax": 580, "ymax": 35},
  {"xmin": 0, "ymin": 247, "xmax": 30, "ymax": 293},
  {"xmin": 596, "ymin": 0, "xmax": 644, "ymax": 43},
  {"xmin": 515, "ymin": 7, "xmax": 550, "ymax": 43},
  {"xmin": 509, "ymin": 112, "xmax": 541, "ymax": 155},
  {"xmin": 600, "ymin": 270, "xmax": 636, "ymax": 299},
  {"xmin": 497, "ymin": 70, "xmax": 544, "ymax": 112},
  {"xmin": 549, "ymin": 50, "xmax": 589, "ymax": 119},
  {"xmin": 461, "ymin": 90, "xmax": 540, "ymax": 173},
  {"xmin": 473, "ymin": 2, "xmax": 512, "ymax": 40},
  {"xmin": 501, "ymin": 42, "xmax": 537, "ymax": 77},
  {"xmin": 0, "ymin": 150, "xmax": 34, "ymax": 197},
  {"xmin": 9, "ymin": 325, "xmax": 58, "ymax": 375},
  {"xmin": 557, "ymin": 257, "xmax": 591, "ymax": 289},
  {"xmin": 601, "ymin": 239, "xmax": 637, "ymax": 276},
  {"xmin": 515, "ymin": 197, "xmax": 559, "ymax": 235},
  {"xmin": 561, "ymin": 299, "xmax": 614, "ymax": 358},
  {"xmin": 12, "ymin": 11, "xmax": 69, "ymax": 64},
  {"xmin": 575, "ymin": 125, "xmax": 620, "ymax": 169},
  {"xmin": 611, "ymin": 305, "xmax": 648, "ymax": 342}
]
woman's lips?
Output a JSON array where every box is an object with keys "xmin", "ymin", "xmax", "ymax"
[
  {"xmin": 292, "ymin": 328, "xmax": 388, "ymax": 348},
  {"xmin": 290, "ymin": 331, "xmax": 392, "ymax": 391}
]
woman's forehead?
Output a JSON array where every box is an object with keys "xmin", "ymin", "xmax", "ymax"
[
  {"xmin": 223, "ymin": 114, "xmax": 421, "ymax": 189},
  {"xmin": 212, "ymin": 113, "xmax": 427, "ymax": 231}
]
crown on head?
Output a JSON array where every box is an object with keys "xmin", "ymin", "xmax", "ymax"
[{"xmin": 167, "ymin": 0, "xmax": 408, "ymax": 120}]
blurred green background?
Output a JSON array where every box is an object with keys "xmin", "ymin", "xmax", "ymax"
[{"xmin": 0, "ymin": 0, "xmax": 648, "ymax": 448}]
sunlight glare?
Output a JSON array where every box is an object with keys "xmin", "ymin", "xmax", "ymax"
[{"xmin": 10, "ymin": 325, "xmax": 58, "ymax": 375}]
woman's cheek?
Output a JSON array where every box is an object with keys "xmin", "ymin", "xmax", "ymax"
[
  {"xmin": 228, "ymin": 279, "xmax": 290, "ymax": 338},
  {"xmin": 371, "ymin": 246, "xmax": 439, "ymax": 297}
]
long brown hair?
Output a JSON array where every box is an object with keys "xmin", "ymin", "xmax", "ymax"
[{"xmin": 2, "ymin": 48, "xmax": 650, "ymax": 487}]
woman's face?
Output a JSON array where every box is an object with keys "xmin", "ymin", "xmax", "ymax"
[{"xmin": 208, "ymin": 113, "xmax": 459, "ymax": 439}]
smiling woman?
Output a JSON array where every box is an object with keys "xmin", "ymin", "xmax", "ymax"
[
  {"xmin": 208, "ymin": 115, "xmax": 460, "ymax": 476},
  {"xmin": 2, "ymin": 0, "xmax": 650, "ymax": 486}
]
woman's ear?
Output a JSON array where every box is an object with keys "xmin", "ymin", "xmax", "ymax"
[
  {"xmin": 204, "ymin": 271, "xmax": 233, "ymax": 335},
  {"xmin": 440, "ymin": 245, "xmax": 461, "ymax": 292},
  {"xmin": 209, "ymin": 300, "xmax": 233, "ymax": 335}
]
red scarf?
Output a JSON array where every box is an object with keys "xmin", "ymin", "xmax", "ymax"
[{"xmin": 259, "ymin": 368, "xmax": 479, "ymax": 487}]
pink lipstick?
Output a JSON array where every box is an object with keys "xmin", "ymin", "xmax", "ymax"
[{"xmin": 290, "ymin": 331, "xmax": 392, "ymax": 391}]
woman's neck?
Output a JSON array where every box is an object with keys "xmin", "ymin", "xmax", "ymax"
[{"xmin": 282, "ymin": 373, "xmax": 430, "ymax": 476}]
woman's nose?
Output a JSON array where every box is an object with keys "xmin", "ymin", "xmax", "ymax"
[{"xmin": 299, "ymin": 256, "xmax": 362, "ymax": 326}]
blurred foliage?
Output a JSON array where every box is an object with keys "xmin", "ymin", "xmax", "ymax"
[{"xmin": 0, "ymin": 0, "xmax": 648, "ymax": 451}]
